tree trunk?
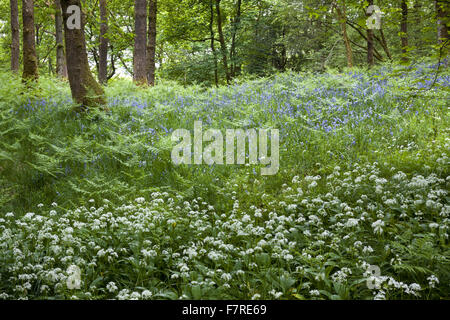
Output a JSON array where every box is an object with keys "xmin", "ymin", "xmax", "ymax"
[
  {"xmin": 48, "ymin": 57, "xmax": 53, "ymax": 75},
  {"xmin": 10, "ymin": 0, "xmax": 20, "ymax": 73},
  {"xmin": 229, "ymin": 0, "xmax": 241, "ymax": 78},
  {"xmin": 209, "ymin": 0, "xmax": 218, "ymax": 86},
  {"xmin": 134, "ymin": 0, "xmax": 147, "ymax": 85},
  {"xmin": 146, "ymin": 0, "xmax": 157, "ymax": 86},
  {"xmin": 281, "ymin": 33, "xmax": 287, "ymax": 70},
  {"xmin": 366, "ymin": 0, "xmax": 375, "ymax": 67},
  {"xmin": 335, "ymin": 0, "xmax": 353, "ymax": 68},
  {"xmin": 35, "ymin": 24, "xmax": 40, "ymax": 62},
  {"xmin": 99, "ymin": 0, "xmax": 108, "ymax": 84},
  {"xmin": 215, "ymin": 0, "xmax": 231, "ymax": 85},
  {"xmin": 107, "ymin": 48, "xmax": 116, "ymax": 80},
  {"xmin": 22, "ymin": 0, "xmax": 39, "ymax": 81},
  {"xmin": 55, "ymin": 0, "xmax": 68, "ymax": 78},
  {"xmin": 400, "ymin": 0, "xmax": 409, "ymax": 61},
  {"xmin": 379, "ymin": 27, "xmax": 392, "ymax": 61},
  {"xmin": 60, "ymin": 0, "xmax": 106, "ymax": 109},
  {"xmin": 436, "ymin": 0, "xmax": 449, "ymax": 44}
]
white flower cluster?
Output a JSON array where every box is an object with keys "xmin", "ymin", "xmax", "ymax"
[{"xmin": 0, "ymin": 161, "xmax": 448, "ymax": 299}]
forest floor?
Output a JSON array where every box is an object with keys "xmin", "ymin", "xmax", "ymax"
[{"xmin": 0, "ymin": 63, "xmax": 449, "ymax": 299}]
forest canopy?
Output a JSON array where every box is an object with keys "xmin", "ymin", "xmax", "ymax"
[{"xmin": 0, "ymin": 0, "xmax": 448, "ymax": 88}]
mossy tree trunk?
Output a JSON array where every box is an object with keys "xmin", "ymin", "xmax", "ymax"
[
  {"xmin": 22, "ymin": 0, "xmax": 38, "ymax": 81},
  {"xmin": 60, "ymin": 0, "xmax": 106, "ymax": 110},
  {"xmin": 146, "ymin": 0, "xmax": 157, "ymax": 86},
  {"xmin": 215, "ymin": 0, "xmax": 231, "ymax": 85},
  {"xmin": 229, "ymin": 0, "xmax": 241, "ymax": 78},
  {"xmin": 99, "ymin": 0, "xmax": 108, "ymax": 85},
  {"xmin": 209, "ymin": 0, "xmax": 218, "ymax": 87},
  {"xmin": 334, "ymin": 0, "xmax": 353, "ymax": 68},
  {"xmin": 400, "ymin": 0, "xmax": 409, "ymax": 62},
  {"xmin": 10, "ymin": 0, "xmax": 20, "ymax": 73},
  {"xmin": 134, "ymin": 0, "xmax": 147, "ymax": 85},
  {"xmin": 436, "ymin": 0, "xmax": 449, "ymax": 44},
  {"xmin": 55, "ymin": 0, "xmax": 68, "ymax": 78},
  {"xmin": 366, "ymin": 0, "xmax": 375, "ymax": 68}
]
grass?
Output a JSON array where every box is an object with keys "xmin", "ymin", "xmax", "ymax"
[{"xmin": 0, "ymin": 63, "xmax": 449, "ymax": 299}]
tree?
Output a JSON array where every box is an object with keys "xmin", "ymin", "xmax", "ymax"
[
  {"xmin": 229, "ymin": 0, "xmax": 241, "ymax": 77},
  {"xmin": 333, "ymin": 0, "xmax": 353, "ymax": 68},
  {"xmin": 209, "ymin": 0, "xmax": 218, "ymax": 86},
  {"xmin": 55, "ymin": 0, "xmax": 68, "ymax": 78},
  {"xmin": 10, "ymin": 0, "xmax": 20, "ymax": 73},
  {"xmin": 60, "ymin": 0, "xmax": 106, "ymax": 109},
  {"xmin": 366, "ymin": 0, "xmax": 375, "ymax": 67},
  {"xmin": 146, "ymin": 0, "xmax": 157, "ymax": 86},
  {"xmin": 215, "ymin": 0, "xmax": 230, "ymax": 84},
  {"xmin": 134, "ymin": 0, "xmax": 147, "ymax": 85},
  {"xmin": 22, "ymin": 0, "xmax": 39, "ymax": 81},
  {"xmin": 400, "ymin": 0, "xmax": 408, "ymax": 62},
  {"xmin": 378, "ymin": 23, "xmax": 392, "ymax": 61},
  {"xmin": 99, "ymin": 0, "xmax": 108, "ymax": 84},
  {"xmin": 436, "ymin": 0, "xmax": 449, "ymax": 44}
]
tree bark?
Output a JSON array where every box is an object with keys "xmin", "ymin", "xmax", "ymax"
[
  {"xmin": 366, "ymin": 0, "xmax": 375, "ymax": 68},
  {"xmin": 22, "ymin": 0, "xmax": 39, "ymax": 81},
  {"xmin": 400, "ymin": 0, "xmax": 409, "ymax": 62},
  {"xmin": 280, "ymin": 27, "xmax": 287, "ymax": 70},
  {"xmin": 436, "ymin": 0, "xmax": 449, "ymax": 44},
  {"xmin": 55, "ymin": 0, "xmax": 68, "ymax": 78},
  {"xmin": 107, "ymin": 48, "xmax": 116, "ymax": 80},
  {"xmin": 48, "ymin": 56, "xmax": 53, "ymax": 75},
  {"xmin": 35, "ymin": 24, "xmax": 40, "ymax": 62},
  {"xmin": 146, "ymin": 0, "xmax": 157, "ymax": 86},
  {"xmin": 334, "ymin": 0, "xmax": 353, "ymax": 68},
  {"xmin": 10, "ymin": 0, "xmax": 20, "ymax": 73},
  {"xmin": 209, "ymin": 0, "xmax": 218, "ymax": 86},
  {"xmin": 215, "ymin": 0, "xmax": 231, "ymax": 85},
  {"xmin": 99, "ymin": 0, "xmax": 108, "ymax": 84},
  {"xmin": 379, "ymin": 27, "xmax": 392, "ymax": 61},
  {"xmin": 60, "ymin": 0, "xmax": 106, "ymax": 109},
  {"xmin": 229, "ymin": 0, "xmax": 241, "ymax": 78},
  {"xmin": 134, "ymin": 0, "xmax": 147, "ymax": 85}
]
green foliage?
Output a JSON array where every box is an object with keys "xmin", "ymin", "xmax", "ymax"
[
  {"xmin": 0, "ymin": 64, "xmax": 449, "ymax": 299},
  {"xmin": 0, "ymin": 0, "xmax": 448, "ymax": 84}
]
